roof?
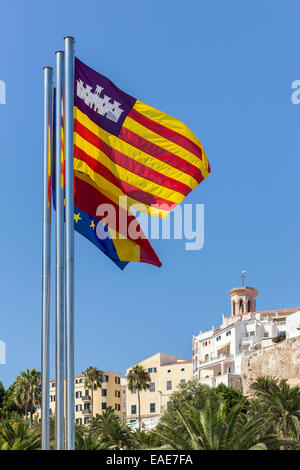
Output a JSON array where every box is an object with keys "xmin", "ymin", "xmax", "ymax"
[
  {"xmin": 162, "ymin": 360, "xmax": 192, "ymax": 366},
  {"xmin": 195, "ymin": 308, "xmax": 300, "ymax": 340}
]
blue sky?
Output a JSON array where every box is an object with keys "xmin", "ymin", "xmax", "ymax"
[{"xmin": 0, "ymin": 0, "xmax": 300, "ymax": 388}]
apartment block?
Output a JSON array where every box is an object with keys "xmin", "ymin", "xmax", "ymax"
[
  {"xmin": 36, "ymin": 370, "xmax": 123, "ymax": 425},
  {"xmin": 193, "ymin": 285, "xmax": 299, "ymax": 391},
  {"xmin": 126, "ymin": 352, "xmax": 192, "ymax": 430}
]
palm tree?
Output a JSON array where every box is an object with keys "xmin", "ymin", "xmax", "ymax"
[
  {"xmin": 127, "ymin": 365, "xmax": 151, "ymax": 430},
  {"xmin": 250, "ymin": 377, "xmax": 300, "ymax": 439},
  {"xmin": 0, "ymin": 421, "xmax": 40, "ymax": 450},
  {"xmin": 156, "ymin": 399, "xmax": 280, "ymax": 450},
  {"xmin": 92, "ymin": 408, "xmax": 138, "ymax": 449},
  {"xmin": 75, "ymin": 429, "xmax": 103, "ymax": 450},
  {"xmin": 13, "ymin": 369, "xmax": 41, "ymax": 426},
  {"xmin": 82, "ymin": 366, "xmax": 103, "ymax": 426}
]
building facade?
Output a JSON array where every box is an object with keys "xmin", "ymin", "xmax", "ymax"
[
  {"xmin": 126, "ymin": 352, "xmax": 192, "ymax": 430},
  {"xmin": 193, "ymin": 285, "xmax": 299, "ymax": 391},
  {"xmin": 36, "ymin": 371, "xmax": 123, "ymax": 425}
]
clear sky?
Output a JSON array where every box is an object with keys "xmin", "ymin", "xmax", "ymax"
[{"xmin": 0, "ymin": 0, "xmax": 300, "ymax": 388}]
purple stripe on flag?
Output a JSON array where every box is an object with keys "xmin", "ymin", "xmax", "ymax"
[{"xmin": 74, "ymin": 58, "xmax": 136, "ymax": 136}]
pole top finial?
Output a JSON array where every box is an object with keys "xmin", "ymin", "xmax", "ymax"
[
  {"xmin": 240, "ymin": 268, "xmax": 247, "ymax": 287},
  {"xmin": 43, "ymin": 66, "xmax": 53, "ymax": 70},
  {"xmin": 64, "ymin": 35, "xmax": 75, "ymax": 40},
  {"xmin": 55, "ymin": 50, "xmax": 64, "ymax": 54}
]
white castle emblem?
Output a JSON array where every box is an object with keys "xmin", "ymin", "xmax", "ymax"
[{"xmin": 76, "ymin": 79, "xmax": 124, "ymax": 123}]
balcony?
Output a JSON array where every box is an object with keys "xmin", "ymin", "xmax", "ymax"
[
  {"xmin": 198, "ymin": 373, "xmax": 242, "ymax": 389},
  {"xmin": 82, "ymin": 395, "xmax": 91, "ymax": 401},
  {"xmin": 82, "ymin": 408, "xmax": 91, "ymax": 415},
  {"xmin": 199, "ymin": 353, "xmax": 233, "ymax": 366}
]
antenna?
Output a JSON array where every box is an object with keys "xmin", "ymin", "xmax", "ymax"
[{"xmin": 240, "ymin": 269, "xmax": 247, "ymax": 287}]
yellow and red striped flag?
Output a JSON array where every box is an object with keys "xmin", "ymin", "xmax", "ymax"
[{"xmin": 73, "ymin": 58, "xmax": 210, "ymax": 266}]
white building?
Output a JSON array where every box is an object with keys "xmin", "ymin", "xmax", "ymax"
[{"xmin": 193, "ymin": 286, "xmax": 299, "ymax": 391}]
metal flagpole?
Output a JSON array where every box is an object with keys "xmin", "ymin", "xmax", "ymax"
[
  {"xmin": 55, "ymin": 50, "xmax": 65, "ymax": 450},
  {"xmin": 64, "ymin": 35, "xmax": 75, "ymax": 450},
  {"xmin": 41, "ymin": 66, "xmax": 53, "ymax": 450}
]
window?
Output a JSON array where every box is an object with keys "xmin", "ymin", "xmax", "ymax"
[
  {"xmin": 204, "ymin": 354, "xmax": 209, "ymax": 362},
  {"xmin": 167, "ymin": 369, "xmax": 171, "ymax": 373},
  {"xmin": 85, "ymin": 389, "xmax": 89, "ymax": 396},
  {"xmin": 103, "ymin": 375, "xmax": 109, "ymax": 383},
  {"xmin": 84, "ymin": 403, "xmax": 90, "ymax": 410},
  {"xmin": 180, "ymin": 379, "xmax": 186, "ymax": 385},
  {"xmin": 102, "ymin": 402, "xmax": 107, "ymax": 410},
  {"xmin": 226, "ymin": 330, "xmax": 231, "ymax": 336},
  {"xmin": 250, "ymin": 331, "xmax": 255, "ymax": 336},
  {"xmin": 102, "ymin": 389, "xmax": 107, "ymax": 397},
  {"xmin": 264, "ymin": 332, "xmax": 269, "ymax": 338},
  {"xmin": 76, "ymin": 418, "xmax": 82, "ymax": 425},
  {"xmin": 76, "ymin": 404, "xmax": 82, "ymax": 412},
  {"xmin": 148, "ymin": 367, "xmax": 157, "ymax": 373},
  {"xmin": 115, "ymin": 403, "xmax": 121, "ymax": 411},
  {"xmin": 150, "ymin": 403, "xmax": 156, "ymax": 413},
  {"xmin": 166, "ymin": 380, "xmax": 172, "ymax": 391},
  {"xmin": 115, "ymin": 376, "xmax": 120, "ymax": 384},
  {"xmin": 131, "ymin": 388, "xmax": 136, "ymax": 394},
  {"xmin": 84, "ymin": 417, "xmax": 90, "ymax": 425},
  {"xmin": 181, "ymin": 368, "xmax": 185, "ymax": 371},
  {"xmin": 149, "ymin": 382, "xmax": 155, "ymax": 392},
  {"xmin": 239, "ymin": 299, "xmax": 244, "ymax": 313},
  {"xmin": 131, "ymin": 405, "xmax": 137, "ymax": 415},
  {"xmin": 50, "ymin": 395, "xmax": 55, "ymax": 402},
  {"xmin": 75, "ymin": 391, "xmax": 82, "ymax": 399},
  {"xmin": 279, "ymin": 331, "xmax": 286, "ymax": 336},
  {"xmin": 51, "ymin": 382, "xmax": 55, "ymax": 388},
  {"xmin": 216, "ymin": 336, "xmax": 221, "ymax": 341},
  {"xmin": 115, "ymin": 390, "xmax": 120, "ymax": 398},
  {"xmin": 247, "ymin": 300, "xmax": 251, "ymax": 313}
]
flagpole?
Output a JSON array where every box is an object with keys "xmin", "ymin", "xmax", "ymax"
[
  {"xmin": 41, "ymin": 66, "xmax": 53, "ymax": 450},
  {"xmin": 55, "ymin": 50, "xmax": 65, "ymax": 450},
  {"xmin": 64, "ymin": 35, "xmax": 75, "ymax": 450}
]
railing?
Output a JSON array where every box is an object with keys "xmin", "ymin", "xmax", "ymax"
[
  {"xmin": 82, "ymin": 408, "xmax": 91, "ymax": 415},
  {"xmin": 199, "ymin": 353, "xmax": 233, "ymax": 365},
  {"xmin": 241, "ymin": 336, "xmax": 256, "ymax": 343},
  {"xmin": 82, "ymin": 395, "xmax": 91, "ymax": 401}
]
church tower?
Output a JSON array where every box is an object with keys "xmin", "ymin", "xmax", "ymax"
[{"xmin": 228, "ymin": 286, "xmax": 259, "ymax": 316}]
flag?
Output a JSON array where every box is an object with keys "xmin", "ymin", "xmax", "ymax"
[
  {"xmin": 52, "ymin": 88, "xmax": 130, "ymax": 270},
  {"xmin": 74, "ymin": 172, "xmax": 161, "ymax": 267},
  {"xmin": 73, "ymin": 58, "xmax": 210, "ymax": 220}
]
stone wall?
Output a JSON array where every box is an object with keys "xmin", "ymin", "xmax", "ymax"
[{"xmin": 241, "ymin": 336, "xmax": 300, "ymax": 396}]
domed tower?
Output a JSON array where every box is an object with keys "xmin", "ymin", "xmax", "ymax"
[{"xmin": 228, "ymin": 286, "xmax": 259, "ymax": 316}]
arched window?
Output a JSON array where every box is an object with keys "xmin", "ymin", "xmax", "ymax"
[
  {"xmin": 232, "ymin": 301, "xmax": 236, "ymax": 316},
  {"xmin": 239, "ymin": 299, "xmax": 244, "ymax": 313},
  {"xmin": 204, "ymin": 354, "xmax": 209, "ymax": 362},
  {"xmin": 247, "ymin": 300, "xmax": 251, "ymax": 312}
]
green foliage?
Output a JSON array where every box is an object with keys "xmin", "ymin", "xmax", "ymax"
[
  {"xmin": 13, "ymin": 369, "xmax": 41, "ymax": 425},
  {"xmin": 250, "ymin": 376, "xmax": 300, "ymax": 439},
  {"xmin": 272, "ymin": 333, "xmax": 286, "ymax": 343},
  {"xmin": 0, "ymin": 382, "xmax": 5, "ymax": 410},
  {"xmin": 0, "ymin": 385, "xmax": 22, "ymax": 419},
  {"xmin": 82, "ymin": 366, "xmax": 103, "ymax": 426},
  {"xmin": 127, "ymin": 365, "xmax": 151, "ymax": 429},
  {"xmin": 0, "ymin": 421, "xmax": 40, "ymax": 450},
  {"xmin": 214, "ymin": 383, "xmax": 249, "ymax": 412},
  {"xmin": 75, "ymin": 428, "xmax": 104, "ymax": 450},
  {"xmin": 135, "ymin": 429, "xmax": 163, "ymax": 449},
  {"xmin": 92, "ymin": 408, "xmax": 138, "ymax": 449},
  {"xmin": 156, "ymin": 399, "xmax": 280, "ymax": 450}
]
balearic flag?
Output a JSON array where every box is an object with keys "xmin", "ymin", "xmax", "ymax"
[
  {"xmin": 73, "ymin": 58, "xmax": 210, "ymax": 220},
  {"xmin": 52, "ymin": 90, "xmax": 133, "ymax": 270}
]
